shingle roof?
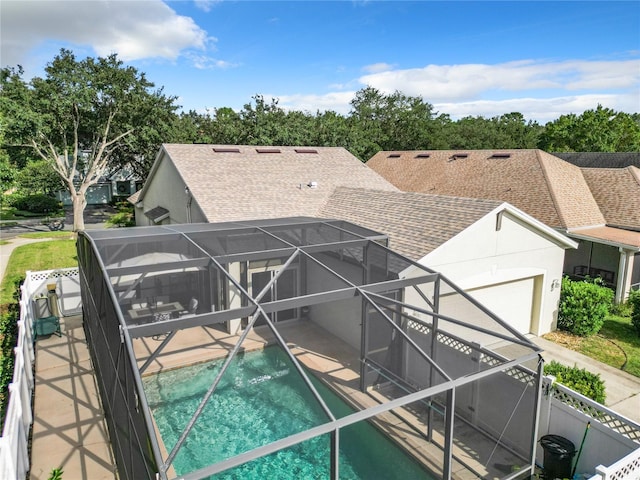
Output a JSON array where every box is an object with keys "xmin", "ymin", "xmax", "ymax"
[
  {"xmin": 554, "ymin": 152, "xmax": 640, "ymax": 169},
  {"xmin": 319, "ymin": 187, "xmax": 502, "ymax": 259},
  {"xmin": 366, "ymin": 149, "xmax": 605, "ymax": 229},
  {"xmin": 161, "ymin": 144, "xmax": 399, "ymax": 223},
  {"xmin": 569, "ymin": 226, "xmax": 640, "ymax": 250},
  {"xmin": 581, "ymin": 166, "xmax": 640, "ymax": 230}
]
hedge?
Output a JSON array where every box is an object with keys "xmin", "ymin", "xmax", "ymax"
[{"xmin": 544, "ymin": 360, "xmax": 606, "ymax": 403}]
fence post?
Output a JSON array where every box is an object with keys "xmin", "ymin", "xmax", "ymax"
[{"xmin": 595, "ymin": 464, "xmax": 609, "ymax": 480}]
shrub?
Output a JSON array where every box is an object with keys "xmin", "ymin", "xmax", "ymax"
[
  {"xmin": 629, "ymin": 289, "xmax": 640, "ymax": 336},
  {"xmin": 106, "ymin": 202, "xmax": 135, "ymax": 228},
  {"xmin": 544, "ymin": 360, "xmax": 606, "ymax": 403},
  {"xmin": 4, "ymin": 193, "xmax": 62, "ymax": 214},
  {"xmin": 558, "ymin": 277, "xmax": 614, "ymax": 336}
]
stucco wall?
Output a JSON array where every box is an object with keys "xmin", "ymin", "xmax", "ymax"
[
  {"xmin": 417, "ymin": 210, "xmax": 569, "ymax": 336},
  {"xmin": 306, "ymin": 254, "xmax": 362, "ymax": 349},
  {"xmin": 136, "ymin": 153, "xmax": 207, "ymax": 226}
]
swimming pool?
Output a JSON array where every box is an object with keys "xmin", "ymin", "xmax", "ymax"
[{"xmin": 143, "ymin": 346, "xmax": 433, "ymax": 479}]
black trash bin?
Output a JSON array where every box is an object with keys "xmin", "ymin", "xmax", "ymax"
[{"xmin": 540, "ymin": 434, "xmax": 576, "ymax": 479}]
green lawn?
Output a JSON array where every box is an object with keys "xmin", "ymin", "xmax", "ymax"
[
  {"xmin": 545, "ymin": 314, "xmax": 640, "ymax": 378},
  {"xmin": 0, "ymin": 238, "xmax": 78, "ymax": 306}
]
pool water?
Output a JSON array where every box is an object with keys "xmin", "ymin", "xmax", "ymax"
[{"xmin": 143, "ymin": 346, "xmax": 433, "ymax": 479}]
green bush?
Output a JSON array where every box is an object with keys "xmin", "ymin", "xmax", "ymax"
[
  {"xmin": 106, "ymin": 211, "xmax": 134, "ymax": 228},
  {"xmin": 629, "ymin": 289, "xmax": 640, "ymax": 336},
  {"xmin": 4, "ymin": 193, "xmax": 62, "ymax": 214},
  {"xmin": 558, "ymin": 277, "xmax": 614, "ymax": 336},
  {"xmin": 0, "ymin": 310, "xmax": 18, "ymax": 425},
  {"xmin": 106, "ymin": 202, "xmax": 135, "ymax": 228},
  {"xmin": 544, "ymin": 360, "xmax": 606, "ymax": 403}
]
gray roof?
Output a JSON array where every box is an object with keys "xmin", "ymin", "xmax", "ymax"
[
  {"xmin": 161, "ymin": 144, "xmax": 399, "ymax": 223},
  {"xmin": 554, "ymin": 152, "xmax": 640, "ymax": 169},
  {"xmin": 320, "ymin": 187, "xmax": 502, "ymax": 260}
]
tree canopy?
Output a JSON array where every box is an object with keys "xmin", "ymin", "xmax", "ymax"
[
  {"xmin": 2, "ymin": 49, "xmax": 638, "ymax": 228},
  {"xmin": 0, "ymin": 49, "xmax": 180, "ymax": 230}
]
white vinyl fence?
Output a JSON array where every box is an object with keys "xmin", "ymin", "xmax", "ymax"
[
  {"xmin": 538, "ymin": 376, "xmax": 640, "ymax": 479},
  {"xmin": 0, "ymin": 268, "xmax": 81, "ymax": 480}
]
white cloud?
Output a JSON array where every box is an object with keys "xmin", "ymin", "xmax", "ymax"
[
  {"xmin": 1, "ymin": 0, "xmax": 211, "ymax": 67},
  {"xmin": 362, "ymin": 62, "xmax": 394, "ymax": 74},
  {"xmin": 185, "ymin": 53, "xmax": 239, "ymax": 70},
  {"xmin": 434, "ymin": 93, "xmax": 640, "ymax": 123},
  {"xmin": 194, "ymin": 0, "xmax": 221, "ymax": 12},
  {"xmin": 358, "ymin": 59, "xmax": 640, "ymax": 102},
  {"xmin": 275, "ymin": 92, "xmax": 357, "ymax": 115}
]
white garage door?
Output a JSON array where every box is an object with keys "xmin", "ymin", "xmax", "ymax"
[{"xmin": 467, "ymin": 277, "xmax": 535, "ymax": 335}]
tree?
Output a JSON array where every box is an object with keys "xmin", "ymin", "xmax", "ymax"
[
  {"xmin": 538, "ymin": 105, "xmax": 640, "ymax": 152},
  {"xmin": 0, "ymin": 49, "xmax": 179, "ymax": 230},
  {"xmin": 348, "ymin": 87, "xmax": 442, "ymax": 160},
  {"xmin": 15, "ymin": 159, "xmax": 62, "ymax": 195}
]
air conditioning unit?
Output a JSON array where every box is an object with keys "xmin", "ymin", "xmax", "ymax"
[{"xmin": 115, "ymin": 181, "xmax": 132, "ymax": 195}]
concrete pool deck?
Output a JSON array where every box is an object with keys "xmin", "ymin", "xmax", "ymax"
[
  {"xmin": 29, "ymin": 316, "xmax": 116, "ymax": 480},
  {"xmin": 30, "ymin": 316, "xmax": 640, "ymax": 480}
]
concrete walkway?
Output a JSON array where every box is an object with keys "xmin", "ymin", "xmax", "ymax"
[
  {"xmin": 29, "ymin": 316, "xmax": 116, "ymax": 480},
  {"xmin": 532, "ymin": 336, "xmax": 640, "ymax": 423}
]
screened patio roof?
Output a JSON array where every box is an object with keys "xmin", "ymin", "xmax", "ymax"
[{"xmin": 78, "ymin": 217, "xmax": 544, "ymax": 480}]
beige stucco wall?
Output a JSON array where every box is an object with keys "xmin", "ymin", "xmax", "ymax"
[
  {"xmin": 414, "ymin": 210, "xmax": 569, "ymax": 336},
  {"xmin": 135, "ymin": 152, "xmax": 207, "ymax": 226}
]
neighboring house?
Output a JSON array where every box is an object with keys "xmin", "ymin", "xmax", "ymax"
[
  {"xmin": 554, "ymin": 152, "xmax": 640, "ymax": 169},
  {"xmin": 132, "ymin": 144, "xmax": 577, "ymax": 335},
  {"xmin": 56, "ymin": 168, "xmax": 142, "ymax": 206},
  {"xmin": 321, "ymin": 187, "xmax": 577, "ymax": 336},
  {"xmin": 367, "ymin": 149, "xmax": 640, "ymax": 302}
]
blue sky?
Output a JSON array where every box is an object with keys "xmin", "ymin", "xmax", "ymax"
[{"xmin": 1, "ymin": 0, "xmax": 639, "ymax": 123}]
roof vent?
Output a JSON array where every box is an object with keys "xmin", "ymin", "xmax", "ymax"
[
  {"xmin": 213, "ymin": 147, "xmax": 240, "ymax": 153},
  {"xmin": 307, "ymin": 181, "xmax": 318, "ymax": 189},
  {"xmin": 489, "ymin": 153, "xmax": 511, "ymax": 159},
  {"xmin": 295, "ymin": 148, "xmax": 318, "ymax": 154},
  {"xmin": 256, "ymin": 148, "xmax": 281, "ymax": 154},
  {"xmin": 388, "ymin": 153, "xmax": 401, "ymax": 158},
  {"xmin": 415, "ymin": 153, "xmax": 430, "ymax": 158},
  {"xmin": 449, "ymin": 153, "xmax": 468, "ymax": 161}
]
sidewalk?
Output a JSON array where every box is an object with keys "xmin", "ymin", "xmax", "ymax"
[{"xmin": 532, "ymin": 335, "xmax": 640, "ymax": 423}]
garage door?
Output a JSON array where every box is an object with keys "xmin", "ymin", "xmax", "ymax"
[{"xmin": 466, "ymin": 277, "xmax": 535, "ymax": 335}]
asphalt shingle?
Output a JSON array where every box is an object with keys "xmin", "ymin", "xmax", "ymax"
[{"xmin": 367, "ymin": 149, "xmax": 605, "ymax": 229}]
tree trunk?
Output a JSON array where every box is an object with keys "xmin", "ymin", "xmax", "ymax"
[{"xmin": 72, "ymin": 192, "xmax": 87, "ymax": 231}]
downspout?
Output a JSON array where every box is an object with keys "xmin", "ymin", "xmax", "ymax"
[
  {"xmin": 616, "ymin": 248, "xmax": 631, "ymax": 304},
  {"xmin": 185, "ymin": 186, "xmax": 192, "ymax": 224}
]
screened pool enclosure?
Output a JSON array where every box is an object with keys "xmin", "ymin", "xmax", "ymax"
[{"xmin": 77, "ymin": 218, "xmax": 544, "ymax": 480}]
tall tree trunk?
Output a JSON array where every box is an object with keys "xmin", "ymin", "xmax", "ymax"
[{"xmin": 72, "ymin": 191, "xmax": 87, "ymax": 231}]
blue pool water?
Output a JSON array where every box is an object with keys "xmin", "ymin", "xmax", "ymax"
[{"xmin": 143, "ymin": 346, "xmax": 433, "ymax": 479}]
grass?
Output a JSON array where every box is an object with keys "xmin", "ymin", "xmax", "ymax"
[
  {"xmin": 18, "ymin": 231, "xmax": 75, "ymax": 240},
  {"xmin": 544, "ymin": 314, "xmax": 640, "ymax": 378},
  {"xmin": 0, "ymin": 206, "xmax": 64, "ymax": 221},
  {"xmin": 0, "ymin": 239, "xmax": 78, "ymax": 306}
]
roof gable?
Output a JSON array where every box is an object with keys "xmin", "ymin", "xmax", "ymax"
[
  {"xmin": 154, "ymin": 144, "xmax": 398, "ymax": 223},
  {"xmin": 581, "ymin": 166, "xmax": 640, "ymax": 230},
  {"xmin": 367, "ymin": 149, "xmax": 605, "ymax": 229}
]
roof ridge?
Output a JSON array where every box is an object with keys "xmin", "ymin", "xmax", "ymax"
[
  {"xmin": 628, "ymin": 165, "xmax": 640, "ymax": 186},
  {"xmin": 536, "ymin": 150, "xmax": 570, "ymax": 228}
]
